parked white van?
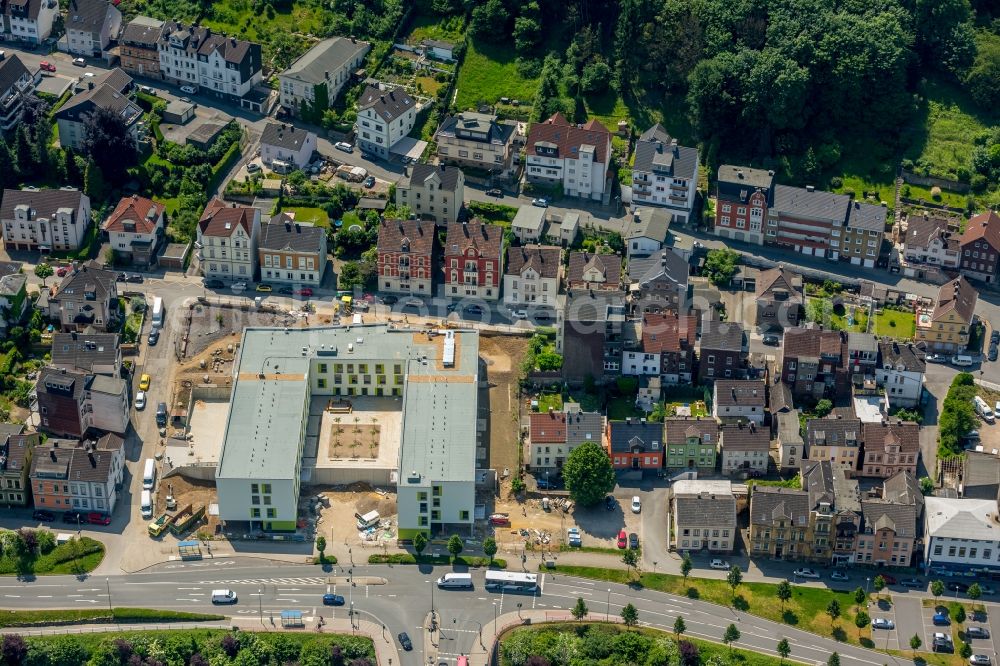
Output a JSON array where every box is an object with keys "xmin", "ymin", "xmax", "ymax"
[
  {"xmin": 952, "ymin": 354, "xmax": 975, "ymax": 367},
  {"xmin": 142, "ymin": 458, "xmax": 156, "ymax": 490},
  {"xmin": 140, "ymin": 490, "xmax": 153, "ymax": 519},
  {"xmin": 974, "ymin": 396, "xmax": 995, "ymax": 423},
  {"xmin": 150, "ymin": 296, "xmax": 164, "ymax": 329},
  {"xmin": 436, "ymin": 573, "xmax": 473, "ymax": 589},
  {"xmin": 211, "ymin": 589, "xmax": 237, "ymax": 604}
]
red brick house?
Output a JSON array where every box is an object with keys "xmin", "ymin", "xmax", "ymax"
[
  {"xmin": 606, "ymin": 418, "xmax": 663, "ymax": 470},
  {"xmin": 714, "ymin": 165, "xmax": 774, "ymax": 246},
  {"xmin": 959, "ymin": 210, "xmax": 1000, "ymax": 284},
  {"xmin": 443, "ymin": 221, "xmax": 503, "ymax": 300}
]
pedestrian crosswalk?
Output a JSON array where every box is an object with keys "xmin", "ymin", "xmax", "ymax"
[{"xmin": 196, "ymin": 577, "xmax": 328, "ymax": 586}]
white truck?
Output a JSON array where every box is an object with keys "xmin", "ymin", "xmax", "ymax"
[{"xmin": 974, "ymin": 396, "xmax": 995, "ymax": 424}]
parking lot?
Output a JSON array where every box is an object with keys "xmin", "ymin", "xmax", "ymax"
[
  {"xmin": 918, "ymin": 602, "xmax": 959, "ymax": 654},
  {"xmin": 868, "ymin": 598, "xmax": 901, "ymax": 651}
]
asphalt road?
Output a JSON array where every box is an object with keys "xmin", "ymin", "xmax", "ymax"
[{"xmin": 0, "ymin": 559, "xmax": 915, "ymax": 666}]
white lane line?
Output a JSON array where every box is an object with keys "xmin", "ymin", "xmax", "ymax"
[
  {"xmin": 74, "ymin": 600, "xmax": 99, "ymax": 604},
  {"xmin": 37, "ymin": 595, "xmax": 52, "ymax": 598},
  {"xmin": 278, "ymin": 588, "xmax": 300, "ymax": 591},
  {"xmin": 3, "ymin": 595, "xmax": 20, "ymax": 598}
]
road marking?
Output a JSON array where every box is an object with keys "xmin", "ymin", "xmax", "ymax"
[
  {"xmin": 176, "ymin": 598, "xmax": 199, "ymax": 602},
  {"xmin": 78, "ymin": 588, "xmax": 101, "ymax": 592},
  {"xmin": 277, "ymin": 588, "xmax": 300, "ymax": 591},
  {"xmin": 67, "ymin": 594, "xmax": 83, "ymax": 597},
  {"xmin": 3, "ymin": 595, "xmax": 20, "ymax": 598},
  {"xmin": 276, "ymin": 598, "xmax": 298, "ymax": 603},
  {"xmin": 74, "ymin": 600, "xmax": 98, "ymax": 604},
  {"xmin": 178, "ymin": 587, "xmax": 201, "ymax": 590},
  {"xmin": 37, "ymin": 595, "xmax": 52, "ymax": 598}
]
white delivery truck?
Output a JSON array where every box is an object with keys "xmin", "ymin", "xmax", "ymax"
[
  {"xmin": 974, "ymin": 396, "xmax": 995, "ymax": 423},
  {"xmin": 140, "ymin": 490, "xmax": 153, "ymax": 518},
  {"xmin": 150, "ymin": 296, "xmax": 164, "ymax": 329},
  {"xmin": 436, "ymin": 573, "xmax": 473, "ymax": 589},
  {"xmin": 142, "ymin": 458, "xmax": 156, "ymax": 490},
  {"xmin": 355, "ymin": 510, "xmax": 380, "ymax": 530}
]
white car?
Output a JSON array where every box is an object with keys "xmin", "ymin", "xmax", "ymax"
[
  {"xmin": 710, "ymin": 559, "xmax": 730, "ymax": 570},
  {"xmin": 830, "ymin": 570, "xmax": 849, "ymax": 581},
  {"xmin": 511, "ymin": 310, "xmax": 527, "ymax": 320},
  {"xmin": 180, "ymin": 85, "xmax": 197, "ymax": 94},
  {"xmin": 72, "ymin": 57, "xmax": 85, "ymax": 66},
  {"xmin": 231, "ymin": 281, "xmax": 248, "ymax": 293},
  {"xmin": 335, "ymin": 141, "xmax": 354, "ymax": 153},
  {"xmin": 631, "ymin": 496, "xmax": 641, "ymax": 513},
  {"xmin": 531, "ymin": 198, "xmax": 549, "ymax": 208},
  {"xmin": 134, "ymin": 391, "xmax": 146, "ymax": 410},
  {"xmin": 793, "ymin": 568, "xmax": 820, "ymax": 579},
  {"xmin": 872, "ymin": 618, "xmax": 895, "ymax": 630}
]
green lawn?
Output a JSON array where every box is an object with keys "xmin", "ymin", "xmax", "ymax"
[
  {"xmin": 607, "ymin": 396, "xmax": 643, "ymax": 421},
  {"xmin": 0, "ymin": 608, "xmax": 223, "ymax": 628},
  {"xmin": 405, "ymin": 13, "xmax": 466, "ymax": 44},
  {"xmin": 200, "ymin": 1, "xmax": 321, "ymax": 46},
  {"xmin": 806, "ymin": 297, "xmax": 868, "ymax": 332},
  {"xmin": 0, "ymin": 536, "xmax": 104, "ymax": 576},
  {"xmin": 537, "ymin": 393, "xmax": 563, "ymax": 413},
  {"xmin": 280, "ymin": 206, "xmax": 331, "ymax": 228},
  {"xmin": 455, "ymin": 40, "xmax": 540, "ymax": 110},
  {"xmin": 874, "ymin": 309, "xmax": 916, "ymax": 339},
  {"xmin": 665, "ymin": 401, "xmax": 708, "ymax": 418},
  {"xmin": 900, "ymin": 181, "xmax": 969, "ymax": 210},
  {"xmin": 904, "ymin": 77, "xmax": 991, "ymax": 182}
]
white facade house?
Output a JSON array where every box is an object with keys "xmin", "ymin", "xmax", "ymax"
[
  {"xmin": 712, "ymin": 380, "xmax": 766, "ymax": 425},
  {"xmin": 877, "ymin": 341, "xmax": 926, "ymax": 409},
  {"xmin": 719, "ymin": 422, "xmax": 770, "ymax": 474},
  {"xmin": 87, "ymin": 374, "xmax": 129, "ymax": 434},
  {"xmin": 258, "ymin": 215, "xmax": 328, "ymax": 286},
  {"xmin": 260, "ymin": 123, "xmax": 317, "ymax": 171},
  {"xmin": 64, "ymin": 0, "xmax": 122, "ymax": 56},
  {"xmin": 1, "ymin": 0, "xmax": 58, "ymax": 45},
  {"xmin": 622, "ymin": 348, "xmax": 661, "ymax": 377},
  {"xmin": 511, "ymin": 206, "xmax": 546, "ymax": 244},
  {"xmin": 924, "ymin": 497, "xmax": 1000, "ymax": 574},
  {"xmin": 631, "ymin": 124, "xmax": 699, "ymax": 224},
  {"xmin": 355, "ymin": 84, "xmax": 416, "ymax": 159},
  {"xmin": 524, "ymin": 113, "xmax": 611, "ymax": 201},
  {"xmin": 0, "ymin": 53, "xmax": 39, "ymax": 133},
  {"xmin": 625, "ymin": 208, "xmax": 671, "ymax": 259},
  {"xmin": 278, "ymin": 37, "xmax": 369, "ymax": 117},
  {"xmin": 503, "ymin": 245, "xmax": 560, "ymax": 309},
  {"xmin": 158, "ymin": 22, "xmax": 263, "ymax": 109},
  {"xmin": 196, "ymin": 198, "xmax": 260, "ymax": 281},
  {"xmin": 0, "ymin": 187, "xmax": 91, "ymax": 252},
  {"xmin": 103, "ymin": 195, "xmax": 164, "ymax": 266}
]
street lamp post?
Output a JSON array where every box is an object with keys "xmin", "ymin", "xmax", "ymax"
[
  {"xmin": 106, "ymin": 578, "xmax": 112, "ymax": 616},
  {"xmin": 606, "ymin": 588, "xmax": 611, "ymax": 621},
  {"xmin": 516, "ymin": 603, "xmax": 522, "ymax": 620},
  {"xmin": 473, "ymin": 620, "xmax": 484, "ymax": 649},
  {"xmin": 258, "ymin": 586, "xmax": 262, "ymax": 625},
  {"xmin": 865, "ymin": 577, "xmax": 871, "ymax": 606},
  {"xmin": 492, "ymin": 601, "xmax": 497, "ymax": 631}
]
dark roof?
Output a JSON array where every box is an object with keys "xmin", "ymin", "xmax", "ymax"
[
  {"xmin": 773, "ymin": 184, "xmax": 850, "ymax": 222},
  {"xmin": 627, "ymin": 249, "xmax": 689, "ymax": 290},
  {"xmin": 626, "ymin": 208, "xmax": 671, "ymax": 243},
  {"xmin": 65, "ymin": 0, "xmax": 117, "ymax": 34},
  {"xmin": 260, "ymin": 122, "xmax": 314, "ymax": 153},
  {"xmin": 529, "ymin": 411, "xmax": 566, "ymax": 443},
  {"xmin": 783, "ymin": 327, "xmax": 843, "ymax": 359},
  {"xmin": 861, "ymin": 499, "xmax": 917, "ymax": 537},
  {"xmin": 29, "ymin": 433, "xmax": 123, "ymax": 484},
  {"xmin": 700, "ymin": 320, "xmax": 744, "ymax": 352},
  {"xmin": 770, "ymin": 382, "xmax": 794, "ymax": 413},
  {"xmin": 56, "ymin": 82, "xmax": 141, "ymax": 126},
  {"xmin": 0, "ymin": 260, "xmax": 22, "ymax": 277},
  {"xmin": 0, "ymin": 430, "xmax": 38, "ymax": 476},
  {"xmin": 376, "ymin": 218, "xmax": 435, "ymax": 256},
  {"xmin": 1, "ymin": 0, "xmax": 50, "ymax": 21},
  {"xmin": 282, "ymin": 36, "xmax": 370, "ymax": 84},
  {"xmin": 905, "ymin": 214, "xmax": 957, "ymax": 252},
  {"xmin": 720, "ymin": 421, "xmax": 769, "ymax": 451},
  {"xmin": 436, "ymin": 112, "xmax": 515, "ymax": 147},
  {"xmin": 806, "ymin": 417, "xmax": 862, "ymax": 448},
  {"xmin": 883, "ymin": 470, "xmax": 925, "ymax": 510},
  {"xmin": 879, "ymin": 340, "xmax": 925, "ymax": 373},
  {"xmin": 0, "ymin": 53, "xmax": 31, "ymax": 95},
  {"xmin": 526, "ymin": 113, "xmax": 611, "ymax": 165},
  {"xmin": 93, "ymin": 67, "xmax": 132, "ymax": 94},
  {"xmin": 718, "ymin": 165, "xmax": 775, "ymax": 190},
  {"xmin": 847, "ymin": 200, "xmax": 887, "ymax": 232},
  {"xmin": 714, "ymin": 380, "xmax": 765, "ymax": 408},
  {"xmin": 0, "ymin": 188, "xmax": 85, "ymax": 221},
  {"xmin": 750, "ymin": 486, "xmax": 810, "ymax": 526},
  {"xmin": 407, "ymin": 163, "xmax": 462, "ymax": 192},
  {"xmin": 675, "ymin": 492, "xmax": 736, "ymax": 528},
  {"xmin": 863, "ymin": 420, "xmax": 920, "ymax": 455},
  {"xmin": 607, "ymin": 419, "xmax": 662, "ymax": 454},
  {"xmin": 505, "ymin": 245, "xmax": 560, "ymax": 279},
  {"xmin": 931, "ymin": 277, "xmax": 977, "ymax": 324},
  {"xmin": 633, "ymin": 125, "xmax": 699, "ymax": 181},
  {"xmin": 776, "ymin": 410, "xmax": 803, "ymax": 444},
  {"xmin": 445, "ymin": 222, "xmax": 502, "ymax": 260},
  {"xmin": 120, "ymin": 17, "xmax": 164, "ymax": 47},
  {"xmin": 50, "ymin": 332, "xmax": 119, "ymax": 374},
  {"xmin": 960, "ymin": 210, "xmax": 1000, "ymax": 251},
  {"xmin": 566, "ymin": 251, "xmax": 622, "ymax": 289},
  {"xmin": 960, "ymin": 452, "xmax": 1000, "ymax": 501},
  {"xmin": 358, "ymin": 85, "xmax": 415, "ymax": 122},
  {"xmin": 259, "ymin": 217, "xmax": 325, "ymax": 253},
  {"xmin": 37, "ymin": 366, "xmax": 87, "ymax": 402},
  {"xmin": 664, "ymin": 417, "xmax": 717, "ymax": 444},
  {"xmin": 159, "ymin": 22, "xmax": 260, "ymax": 67},
  {"xmin": 562, "ymin": 291, "xmax": 626, "ymax": 323},
  {"xmin": 565, "ymin": 410, "xmax": 603, "ymax": 446},
  {"xmin": 52, "ymin": 260, "xmax": 115, "ymax": 303},
  {"xmin": 755, "ymin": 267, "xmax": 803, "ymax": 302},
  {"xmin": 198, "ymin": 198, "xmax": 255, "ymax": 237}
]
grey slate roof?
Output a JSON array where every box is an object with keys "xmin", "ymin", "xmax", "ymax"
[
  {"xmin": 720, "ymin": 422, "xmax": 769, "ymax": 451},
  {"xmin": 607, "ymin": 420, "xmax": 661, "ymax": 454},
  {"xmin": 633, "ymin": 124, "xmax": 699, "ymax": 181},
  {"xmin": 806, "ymin": 417, "xmax": 862, "ymax": 448},
  {"xmin": 504, "ymin": 245, "xmax": 560, "ymax": 278},
  {"xmin": 29, "ymin": 432, "xmax": 123, "ymax": 484},
  {"xmin": 358, "ymin": 84, "xmax": 415, "ymax": 122},
  {"xmin": 120, "ymin": 16, "xmax": 164, "ymax": 47},
  {"xmin": 714, "ymin": 379, "xmax": 765, "ymax": 408},
  {"xmin": 50, "ymin": 332, "xmax": 119, "ymax": 374},
  {"xmin": 260, "ymin": 122, "xmax": 314, "ymax": 153},
  {"xmin": 66, "ymin": 0, "xmax": 117, "ymax": 35},
  {"xmin": 436, "ymin": 112, "xmax": 515, "ymax": 146},
  {"xmin": 0, "ymin": 272, "xmax": 25, "ymax": 298},
  {"xmin": 847, "ymin": 200, "xmax": 887, "ymax": 232},
  {"xmin": 883, "ymin": 470, "xmax": 925, "ymax": 512},
  {"xmin": 675, "ymin": 492, "xmax": 736, "ymax": 528},
  {"xmin": 258, "ymin": 219, "xmax": 325, "ymax": 253},
  {"xmin": 626, "ymin": 208, "xmax": 671, "ymax": 242},
  {"xmin": 771, "ymin": 382, "xmax": 794, "ymax": 413},
  {"xmin": 0, "ymin": 188, "xmax": 85, "ymax": 221},
  {"xmin": 664, "ymin": 417, "xmax": 718, "ymax": 445},
  {"xmin": 626, "ymin": 249, "xmax": 689, "ymax": 289},
  {"xmin": 88, "ymin": 373, "xmax": 125, "ymax": 395},
  {"xmin": 750, "ymin": 486, "xmax": 810, "ymax": 526},
  {"xmin": 718, "ymin": 165, "xmax": 775, "ymax": 190},
  {"xmin": 773, "ymin": 185, "xmax": 851, "ymax": 222},
  {"xmin": 700, "ymin": 320, "xmax": 744, "ymax": 352},
  {"xmin": 802, "ymin": 459, "xmax": 861, "ymax": 512},
  {"xmin": 879, "ymin": 340, "xmax": 926, "ymax": 373},
  {"xmin": 408, "ymin": 163, "xmax": 462, "ymax": 192},
  {"xmin": 0, "ymin": 53, "xmax": 31, "ymax": 96},
  {"xmin": 56, "ymin": 82, "xmax": 141, "ymax": 126},
  {"xmin": 564, "ymin": 410, "xmax": 603, "ymax": 447},
  {"xmin": 282, "ymin": 36, "xmax": 369, "ymax": 85},
  {"xmin": 861, "ymin": 498, "xmax": 916, "ymax": 537}
]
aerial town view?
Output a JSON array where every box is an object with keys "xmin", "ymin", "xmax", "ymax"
[{"xmin": 0, "ymin": 0, "xmax": 999, "ymax": 664}]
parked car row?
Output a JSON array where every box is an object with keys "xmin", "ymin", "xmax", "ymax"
[{"xmin": 33, "ymin": 510, "xmax": 112, "ymax": 525}]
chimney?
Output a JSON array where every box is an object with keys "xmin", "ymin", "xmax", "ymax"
[
  {"xmin": 768, "ymin": 170, "xmax": 775, "ymax": 176},
  {"xmin": 806, "ymin": 185, "xmax": 815, "ymax": 192},
  {"xmin": 750, "ymin": 421, "xmax": 756, "ymax": 433}
]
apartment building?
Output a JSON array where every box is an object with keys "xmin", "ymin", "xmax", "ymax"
[
  {"xmin": 525, "ymin": 112, "xmax": 611, "ymax": 201},
  {"xmin": 279, "ymin": 36, "xmax": 369, "ymax": 117},
  {"xmin": 566, "ymin": 251, "xmax": 621, "ymax": 292},
  {"xmin": 0, "ymin": 187, "xmax": 91, "ymax": 252},
  {"xmin": 802, "ymin": 460, "xmax": 862, "ymax": 565},
  {"xmin": 924, "ymin": 497, "xmax": 1000, "ymax": 574},
  {"xmin": 35, "ymin": 367, "xmax": 128, "ymax": 437},
  {"xmin": 55, "ymin": 74, "xmax": 142, "ymax": 152},
  {"xmin": 376, "ymin": 218, "xmax": 436, "ymax": 296},
  {"xmin": 780, "ymin": 327, "xmax": 848, "ymax": 400},
  {"xmin": 915, "ymin": 277, "xmax": 978, "ymax": 353},
  {"xmin": 626, "ymin": 248, "xmax": 689, "ymax": 315},
  {"xmin": 355, "ymin": 84, "xmax": 416, "ymax": 158},
  {"xmin": 443, "ymin": 221, "xmax": 502, "ymax": 300},
  {"xmin": 625, "ymin": 208, "xmax": 671, "ymax": 258},
  {"xmin": 1, "ymin": 0, "xmax": 58, "ymax": 45},
  {"xmin": 699, "ymin": 320, "xmax": 746, "ymax": 382},
  {"xmin": 257, "ymin": 216, "xmax": 328, "ymax": 286},
  {"xmin": 838, "ymin": 201, "xmax": 887, "ymax": 268},
  {"xmin": 767, "ymin": 185, "xmax": 851, "ymax": 259},
  {"xmin": 0, "ymin": 425, "xmax": 39, "ymax": 506},
  {"xmin": 671, "ymin": 479, "xmax": 737, "ymax": 552},
  {"xmin": 435, "ymin": 111, "xmax": 517, "ymax": 176},
  {"xmin": 64, "ymin": 0, "xmax": 121, "ymax": 57},
  {"xmin": 750, "ymin": 487, "xmax": 811, "ymax": 560},
  {"xmin": 29, "ymin": 433, "xmax": 124, "ymax": 514},
  {"xmin": 959, "ymin": 210, "xmax": 1000, "ymax": 284},
  {"xmin": 45, "ymin": 261, "xmax": 118, "ymax": 333},
  {"xmin": 119, "ymin": 16, "xmax": 164, "ymax": 79},
  {"xmin": 664, "ymin": 417, "xmax": 718, "ymax": 471},
  {"xmin": 776, "ymin": 410, "xmax": 804, "ymax": 473},
  {"xmin": 712, "ymin": 380, "xmax": 766, "ymax": 424},
  {"xmin": 103, "ymin": 195, "xmax": 165, "ymax": 267},
  {"xmin": 720, "ymin": 421, "xmax": 770, "ymax": 475},
  {"xmin": 755, "ymin": 267, "xmax": 803, "ymax": 330},
  {"xmin": 860, "ymin": 420, "xmax": 920, "ymax": 479},
  {"xmin": 50, "ymin": 332, "xmax": 121, "ymax": 376},
  {"xmin": 556, "ymin": 292, "xmax": 626, "ymax": 382},
  {"xmin": 0, "ymin": 262, "xmax": 26, "ymax": 337},
  {"xmin": 0, "ymin": 52, "xmax": 37, "ymax": 133},
  {"xmin": 196, "ymin": 198, "xmax": 260, "ymax": 281},
  {"xmin": 714, "ymin": 165, "xmax": 774, "ymax": 246},
  {"xmin": 396, "ymin": 164, "xmax": 465, "ymax": 226},
  {"xmin": 805, "ymin": 416, "xmax": 862, "ymax": 474},
  {"xmin": 630, "ymin": 124, "xmax": 699, "ymax": 223},
  {"xmin": 877, "ymin": 340, "xmax": 925, "ymax": 409},
  {"xmin": 630, "ymin": 312, "xmax": 696, "ymax": 385},
  {"xmin": 503, "ymin": 245, "xmax": 560, "ymax": 309},
  {"xmin": 529, "ymin": 406, "xmax": 603, "ymax": 472}
]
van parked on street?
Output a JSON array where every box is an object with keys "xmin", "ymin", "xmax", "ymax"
[
  {"xmin": 436, "ymin": 573, "xmax": 473, "ymax": 589},
  {"xmin": 140, "ymin": 490, "xmax": 152, "ymax": 519}
]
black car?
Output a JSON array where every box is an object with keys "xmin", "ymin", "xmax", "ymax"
[
  {"xmin": 989, "ymin": 344, "xmax": 998, "ymax": 362},
  {"xmin": 204, "ymin": 279, "xmax": 225, "ymax": 289},
  {"xmin": 991, "ymin": 330, "xmax": 1000, "ymax": 346},
  {"xmin": 156, "ymin": 402, "xmax": 168, "ymax": 427},
  {"xmin": 32, "ymin": 510, "xmax": 56, "ymax": 522},
  {"xmin": 278, "ymin": 286, "xmax": 294, "ymax": 295},
  {"xmin": 465, "ymin": 304, "xmax": 485, "ymax": 315},
  {"xmin": 629, "ymin": 532, "xmax": 639, "ymax": 549},
  {"xmin": 322, "ymin": 594, "xmax": 345, "ymax": 606},
  {"xmin": 900, "ymin": 578, "xmax": 923, "ymax": 588},
  {"xmin": 62, "ymin": 510, "xmax": 85, "ymax": 524},
  {"xmin": 397, "ymin": 632, "xmax": 413, "ymax": 651},
  {"xmin": 116, "ymin": 272, "xmax": 128, "ymax": 282},
  {"xmin": 381, "ymin": 295, "xmax": 398, "ymax": 305},
  {"xmin": 127, "ymin": 274, "xmax": 144, "ymax": 283},
  {"xmin": 147, "ymin": 329, "xmax": 159, "ymax": 346},
  {"xmin": 947, "ymin": 581, "xmax": 970, "ymax": 593},
  {"xmin": 486, "ymin": 188, "xmax": 503, "ymax": 197},
  {"xmin": 762, "ymin": 334, "xmax": 780, "ymax": 346},
  {"xmin": 605, "ymin": 495, "xmax": 616, "ymax": 511},
  {"xmin": 967, "ymin": 626, "xmax": 990, "ymax": 639}
]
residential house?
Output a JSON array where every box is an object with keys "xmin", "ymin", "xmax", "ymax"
[
  {"xmin": 64, "ymin": 0, "xmax": 122, "ymax": 57},
  {"xmin": 781, "ymin": 326, "xmax": 848, "ymax": 400},
  {"xmin": 279, "ymin": 36, "xmax": 369, "ymax": 117},
  {"xmin": 802, "ymin": 459, "xmax": 862, "ymax": 565},
  {"xmin": 630, "ymin": 124, "xmax": 699, "ymax": 223},
  {"xmin": 636, "ymin": 312, "xmax": 696, "ymax": 385},
  {"xmin": 626, "ymin": 249, "xmax": 689, "ymax": 315},
  {"xmin": 606, "ymin": 418, "xmax": 662, "ymax": 470},
  {"xmin": 625, "ymin": 208, "xmax": 671, "ymax": 258},
  {"xmin": 565, "ymin": 251, "xmax": 621, "ymax": 292},
  {"xmin": 883, "ymin": 469, "xmax": 925, "ymax": 522},
  {"xmin": 877, "ymin": 340, "xmax": 925, "ymax": 409},
  {"xmin": 671, "ymin": 479, "xmax": 737, "ymax": 552},
  {"xmin": 556, "ymin": 292, "xmax": 626, "ymax": 382},
  {"xmin": 511, "ymin": 206, "xmax": 546, "ymax": 244},
  {"xmin": 903, "ymin": 213, "xmax": 960, "ymax": 268},
  {"xmin": 50, "ymin": 332, "xmax": 120, "ymax": 376},
  {"xmin": 258, "ymin": 215, "xmax": 328, "ymax": 286},
  {"xmin": 768, "ymin": 185, "xmax": 851, "ymax": 259},
  {"xmin": 158, "ymin": 22, "xmax": 264, "ymax": 110},
  {"xmin": 698, "ymin": 320, "xmax": 746, "ymax": 382},
  {"xmin": 443, "ymin": 221, "xmax": 503, "ymax": 300},
  {"xmin": 636, "ymin": 375, "xmax": 662, "ymax": 412},
  {"xmin": 435, "ymin": 111, "xmax": 517, "ymax": 177},
  {"xmin": 55, "ymin": 71, "xmax": 141, "ymax": 152},
  {"xmin": 754, "ymin": 267, "xmax": 803, "ymax": 330},
  {"xmin": 846, "ymin": 332, "xmax": 879, "ymax": 387},
  {"xmin": 118, "ymin": 16, "xmax": 164, "ymax": 79},
  {"xmin": 524, "ymin": 112, "xmax": 611, "ymax": 201},
  {"xmin": 422, "ymin": 39, "xmax": 455, "ymax": 61},
  {"xmin": 29, "ymin": 433, "xmax": 124, "ymax": 514},
  {"xmin": 1, "ymin": 187, "xmax": 91, "ymax": 252},
  {"xmin": 0, "ymin": 425, "xmax": 39, "ymax": 506},
  {"xmin": 35, "ymin": 367, "xmax": 128, "ymax": 437},
  {"xmin": 720, "ymin": 421, "xmax": 770, "ymax": 475},
  {"xmin": 861, "ymin": 419, "xmax": 920, "ymax": 479},
  {"xmin": 840, "ymin": 200, "xmax": 887, "ymax": 268},
  {"xmin": 0, "ymin": 52, "xmax": 38, "ymax": 133},
  {"xmin": 959, "ymin": 210, "xmax": 1000, "ymax": 284},
  {"xmin": 714, "ymin": 165, "xmax": 774, "ymax": 246},
  {"xmin": 259, "ymin": 122, "xmax": 317, "ymax": 172},
  {"xmin": 196, "ymin": 198, "xmax": 260, "ymax": 281},
  {"xmin": 0, "ymin": 260, "xmax": 27, "ymax": 337},
  {"xmin": 857, "ymin": 497, "xmax": 918, "ymax": 567},
  {"xmin": 776, "ymin": 409, "xmax": 803, "ymax": 473},
  {"xmin": 103, "ymin": 195, "xmax": 165, "ymax": 267},
  {"xmin": 924, "ymin": 497, "xmax": 1000, "ymax": 574},
  {"xmin": 805, "ymin": 416, "xmax": 862, "ymax": 474},
  {"xmin": 915, "ymin": 277, "xmax": 978, "ymax": 353},
  {"xmin": 46, "ymin": 261, "xmax": 118, "ymax": 332},
  {"xmin": 560, "ymin": 212, "xmax": 580, "ymax": 245},
  {"xmin": 528, "ymin": 406, "xmax": 603, "ymax": 472},
  {"xmin": 355, "ymin": 84, "xmax": 416, "ymax": 158},
  {"xmin": 396, "ymin": 164, "xmax": 464, "ymax": 226},
  {"xmin": 503, "ymin": 245, "xmax": 561, "ymax": 309},
  {"xmin": 1, "ymin": 0, "xmax": 58, "ymax": 45},
  {"xmin": 712, "ymin": 379, "xmax": 766, "ymax": 424},
  {"xmin": 664, "ymin": 417, "xmax": 718, "ymax": 471},
  {"xmin": 749, "ymin": 486, "xmax": 811, "ymax": 560},
  {"xmin": 376, "ymin": 218, "xmax": 436, "ymax": 296}
]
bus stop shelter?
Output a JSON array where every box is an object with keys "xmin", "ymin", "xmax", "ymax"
[
  {"xmin": 280, "ymin": 610, "xmax": 303, "ymax": 628},
  {"xmin": 177, "ymin": 540, "xmax": 201, "ymax": 559}
]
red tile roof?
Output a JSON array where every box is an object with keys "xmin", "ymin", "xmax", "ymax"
[
  {"xmin": 960, "ymin": 210, "xmax": 1000, "ymax": 251},
  {"xmin": 198, "ymin": 197, "xmax": 255, "ymax": 237},
  {"xmin": 103, "ymin": 195, "xmax": 164, "ymax": 235},
  {"xmin": 641, "ymin": 312, "xmax": 696, "ymax": 354},
  {"xmin": 530, "ymin": 411, "xmax": 567, "ymax": 443},
  {"xmin": 526, "ymin": 113, "xmax": 611, "ymax": 165}
]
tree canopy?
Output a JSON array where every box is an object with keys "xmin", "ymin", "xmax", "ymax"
[{"xmin": 562, "ymin": 441, "xmax": 616, "ymax": 507}]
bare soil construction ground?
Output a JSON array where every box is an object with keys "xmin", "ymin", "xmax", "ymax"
[
  {"xmin": 480, "ymin": 334, "xmax": 529, "ymax": 484},
  {"xmin": 153, "ymin": 475, "xmax": 220, "ymax": 536},
  {"xmin": 315, "ymin": 485, "xmax": 398, "ymax": 550}
]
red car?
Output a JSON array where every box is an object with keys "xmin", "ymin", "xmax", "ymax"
[
  {"xmin": 294, "ymin": 288, "xmax": 313, "ymax": 297},
  {"xmin": 56, "ymin": 266, "xmax": 69, "ymax": 276},
  {"xmin": 879, "ymin": 573, "xmax": 897, "ymax": 585},
  {"xmin": 39, "ymin": 61, "xmax": 56, "ymax": 73},
  {"xmin": 87, "ymin": 512, "xmax": 111, "ymax": 526},
  {"xmin": 617, "ymin": 529, "xmax": 627, "ymax": 549}
]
